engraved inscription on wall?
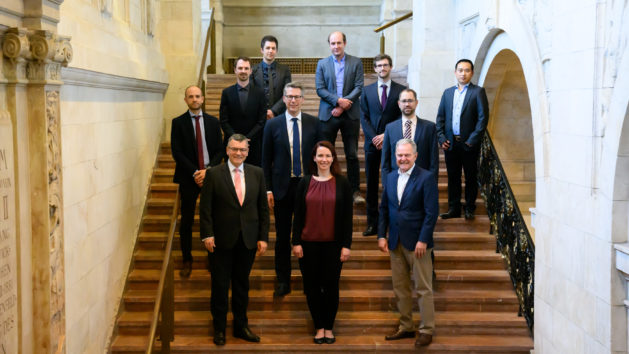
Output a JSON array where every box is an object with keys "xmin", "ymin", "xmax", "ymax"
[{"xmin": 0, "ymin": 111, "xmax": 17, "ymax": 353}]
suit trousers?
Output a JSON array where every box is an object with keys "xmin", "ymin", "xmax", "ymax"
[
  {"xmin": 390, "ymin": 245, "xmax": 435, "ymax": 334},
  {"xmin": 320, "ymin": 116, "xmax": 360, "ymax": 193},
  {"xmin": 444, "ymin": 140, "xmax": 480, "ymax": 212},
  {"xmin": 179, "ymin": 183, "xmax": 201, "ymax": 263},
  {"xmin": 364, "ymin": 147, "xmax": 381, "ymax": 227},
  {"xmin": 209, "ymin": 233, "xmax": 257, "ymax": 332},
  {"xmin": 274, "ymin": 177, "xmax": 300, "ymax": 285},
  {"xmin": 298, "ymin": 241, "xmax": 343, "ymax": 330}
]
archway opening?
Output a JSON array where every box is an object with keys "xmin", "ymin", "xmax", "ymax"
[{"xmin": 482, "ymin": 49, "xmax": 536, "ymax": 239}]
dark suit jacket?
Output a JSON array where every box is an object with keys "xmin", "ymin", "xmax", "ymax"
[
  {"xmin": 360, "ymin": 80, "xmax": 404, "ymax": 150},
  {"xmin": 381, "ymin": 117, "xmax": 439, "ymax": 177},
  {"xmin": 171, "ymin": 111, "xmax": 224, "ymax": 185},
  {"xmin": 199, "ymin": 163, "xmax": 270, "ymax": 250},
  {"xmin": 261, "ymin": 112, "xmax": 321, "ymax": 200},
  {"xmin": 292, "ymin": 175, "xmax": 353, "ymax": 249},
  {"xmin": 435, "ymin": 83, "xmax": 489, "ymax": 149},
  {"xmin": 378, "ymin": 165, "xmax": 438, "ymax": 251},
  {"xmin": 219, "ymin": 83, "xmax": 267, "ymax": 142},
  {"xmin": 251, "ymin": 61, "xmax": 292, "ymax": 116},
  {"xmin": 315, "ymin": 54, "xmax": 364, "ymax": 121}
]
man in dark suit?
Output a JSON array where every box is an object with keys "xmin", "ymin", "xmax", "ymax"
[
  {"xmin": 262, "ymin": 82, "xmax": 320, "ymax": 297},
  {"xmin": 199, "ymin": 134, "xmax": 269, "ymax": 346},
  {"xmin": 381, "ymin": 88, "xmax": 439, "ymax": 178},
  {"xmin": 378, "ymin": 138, "xmax": 438, "ymax": 348},
  {"xmin": 251, "ymin": 35, "xmax": 292, "ymax": 119},
  {"xmin": 170, "ymin": 85, "xmax": 224, "ymax": 278},
  {"xmin": 315, "ymin": 31, "xmax": 364, "ymax": 204},
  {"xmin": 360, "ymin": 53, "xmax": 404, "ymax": 236},
  {"xmin": 220, "ymin": 56, "xmax": 267, "ymax": 166},
  {"xmin": 436, "ymin": 59, "xmax": 489, "ymax": 220}
]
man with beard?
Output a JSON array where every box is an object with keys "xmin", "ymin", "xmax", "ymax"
[{"xmin": 251, "ymin": 35, "xmax": 292, "ymax": 119}]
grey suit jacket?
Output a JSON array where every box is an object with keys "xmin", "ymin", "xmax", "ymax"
[
  {"xmin": 315, "ymin": 54, "xmax": 364, "ymax": 121},
  {"xmin": 251, "ymin": 61, "xmax": 292, "ymax": 116}
]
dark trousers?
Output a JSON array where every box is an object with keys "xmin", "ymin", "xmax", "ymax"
[
  {"xmin": 320, "ymin": 116, "xmax": 360, "ymax": 193},
  {"xmin": 364, "ymin": 147, "xmax": 381, "ymax": 227},
  {"xmin": 298, "ymin": 241, "xmax": 343, "ymax": 330},
  {"xmin": 274, "ymin": 178, "xmax": 300, "ymax": 285},
  {"xmin": 179, "ymin": 183, "xmax": 201, "ymax": 263},
  {"xmin": 209, "ymin": 234, "xmax": 257, "ymax": 332},
  {"xmin": 444, "ymin": 140, "xmax": 480, "ymax": 212},
  {"xmin": 245, "ymin": 137, "xmax": 262, "ymax": 167}
]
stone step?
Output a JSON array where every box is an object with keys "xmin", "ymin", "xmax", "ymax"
[
  {"xmin": 122, "ymin": 288, "xmax": 520, "ymax": 312},
  {"xmin": 116, "ymin": 310, "xmax": 529, "ymax": 337},
  {"xmin": 126, "ymin": 268, "xmax": 511, "ymax": 292},
  {"xmin": 132, "ymin": 249, "xmax": 505, "ymax": 271}
]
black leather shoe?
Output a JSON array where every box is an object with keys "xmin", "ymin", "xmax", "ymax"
[
  {"xmin": 439, "ymin": 209, "xmax": 461, "ymax": 219},
  {"xmin": 213, "ymin": 331, "xmax": 225, "ymax": 346},
  {"xmin": 324, "ymin": 336, "xmax": 336, "ymax": 344},
  {"xmin": 385, "ymin": 329, "xmax": 416, "ymax": 340},
  {"xmin": 179, "ymin": 261, "xmax": 192, "ymax": 278},
  {"xmin": 273, "ymin": 283, "xmax": 291, "ymax": 297},
  {"xmin": 362, "ymin": 225, "xmax": 377, "ymax": 236},
  {"xmin": 233, "ymin": 326, "xmax": 260, "ymax": 342},
  {"xmin": 313, "ymin": 337, "xmax": 325, "ymax": 344},
  {"xmin": 464, "ymin": 209, "xmax": 475, "ymax": 220}
]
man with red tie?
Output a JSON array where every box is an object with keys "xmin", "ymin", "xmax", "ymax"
[{"xmin": 171, "ymin": 85, "xmax": 224, "ymax": 278}]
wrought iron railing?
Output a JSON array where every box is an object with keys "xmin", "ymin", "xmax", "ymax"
[{"xmin": 478, "ymin": 131, "xmax": 535, "ymax": 335}]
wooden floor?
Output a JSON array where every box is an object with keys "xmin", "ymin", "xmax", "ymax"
[{"xmin": 109, "ymin": 74, "xmax": 533, "ymax": 353}]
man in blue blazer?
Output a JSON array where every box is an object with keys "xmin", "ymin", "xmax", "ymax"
[
  {"xmin": 436, "ymin": 59, "xmax": 489, "ymax": 220},
  {"xmin": 381, "ymin": 89, "xmax": 439, "ymax": 179},
  {"xmin": 360, "ymin": 53, "xmax": 404, "ymax": 236},
  {"xmin": 315, "ymin": 31, "xmax": 364, "ymax": 203},
  {"xmin": 378, "ymin": 138, "xmax": 438, "ymax": 347},
  {"xmin": 261, "ymin": 82, "xmax": 320, "ymax": 297}
]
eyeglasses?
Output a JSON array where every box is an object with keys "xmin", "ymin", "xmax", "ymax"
[
  {"xmin": 375, "ymin": 64, "xmax": 390, "ymax": 68},
  {"xmin": 228, "ymin": 147, "xmax": 249, "ymax": 153},
  {"xmin": 285, "ymin": 95, "xmax": 303, "ymax": 100},
  {"xmin": 399, "ymin": 99, "xmax": 416, "ymax": 104}
]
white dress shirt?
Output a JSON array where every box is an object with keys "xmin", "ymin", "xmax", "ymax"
[
  {"xmin": 377, "ymin": 79, "xmax": 392, "ymax": 104},
  {"xmin": 397, "ymin": 164, "xmax": 415, "ymax": 204},
  {"xmin": 285, "ymin": 111, "xmax": 303, "ymax": 177}
]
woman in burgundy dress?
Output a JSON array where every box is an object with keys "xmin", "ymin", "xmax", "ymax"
[{"xmin": 292, "ymin": 140, "xmax": 353, "ymax": 344}]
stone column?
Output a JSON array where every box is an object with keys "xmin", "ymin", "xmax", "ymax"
[
  {"xmin": 212, "ymin": 0, "xmax": 224, "ymax": 74},
  {"xmin": 2, "ymin": 26, "xmax": 72, "ymax": 354}
]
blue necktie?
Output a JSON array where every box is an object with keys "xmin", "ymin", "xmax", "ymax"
[{"xmin": 292, "ymin": 118, "xmax": 301, "ymax": 177}]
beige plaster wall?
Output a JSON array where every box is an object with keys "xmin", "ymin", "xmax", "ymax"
[{"xmin": 58, "ymin": 0, "xmax": 168, "ymax": 352}]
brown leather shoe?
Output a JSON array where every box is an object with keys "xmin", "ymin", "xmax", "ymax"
[
  {"xmin": 384, "ymin": 329, "xmax": 415, "ymax": 340},
  {"xmin": 415, "ymin": 333, "xmax": 432, "ymax": 346}
]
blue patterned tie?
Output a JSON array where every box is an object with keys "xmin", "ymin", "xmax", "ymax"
[{"xmin": 292, "ymin": 118, "xmax": 301, "ymax": 177}]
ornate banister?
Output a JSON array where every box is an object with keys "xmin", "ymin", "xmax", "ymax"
[
  {"xmin": 146, "ymin": 190, "xmax": 179, "ymax": 353},
  {"xmin": 478, "ymin": 131, "xmax": 535, "ymax": 335}
]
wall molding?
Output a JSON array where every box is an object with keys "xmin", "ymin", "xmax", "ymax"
[{"xmin": 61, "ymin": 67, "xmax": 169, "ymax": 94}]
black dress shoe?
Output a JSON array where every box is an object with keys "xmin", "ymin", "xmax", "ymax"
[
  {"xmin": 439, "ymin": 209, "xmax": 461, "ymax": 219},
  {"xmin": 385, "ymin": 329, "xmax": 416, "ymax": 340},
  {"xmin": 324, "ymin": 336, "xmax": 336, "ymax": 344},
  {"xmin": 179, "ymin": 261, "xmax": 192, "ymax": 278},
  {"xmin": 464, "ymin": 209, "xmax": 475, "ymax": 220},
  {"xmin": 313, "ymin": 337, "xmax": 325, "ymax": 344},
  {"xmin": 273, "ymin": 283, "xmax": 291, "ymax": 297},
  {"xmin": 233, "ymin": 326, "xmax": 260, "ymax": 342},
  {"xmin": 213, "ymin": 331, "xmax": 226, "ymax": 346},
  {"xmin": 362, "ymin": 225, "xmax": 377, "ymax": 236}
]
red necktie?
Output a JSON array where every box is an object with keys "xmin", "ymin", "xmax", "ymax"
[{"xmin": 194, "ymin": 115, "xmax": 204, "ymax": 170}]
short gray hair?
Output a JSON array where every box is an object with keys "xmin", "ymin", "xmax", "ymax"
[
  {"xmin": 283, "ymin": 81, "xmax": 304, "ymax": 96},
  {"xmin": 395, "ymin": 138, "xmax": 417, "ymax": 154},
  {"xmin": 227, "ymin": 133, "xmax": 249, "ymax": 146}
]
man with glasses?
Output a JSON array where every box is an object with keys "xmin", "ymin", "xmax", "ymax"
[
  {"xmin": 359, "ymin": 54, "xmax": 405, "ymax": 236},
  {"xmin": 262, "ymin": 82, "xmax": 320, "ymax": 297},
  {"xmin": 251, "ymin": 35, "xmax": 292, "ymax": 119}
]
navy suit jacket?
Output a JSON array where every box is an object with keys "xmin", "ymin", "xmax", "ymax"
[
  {"xmin": 171, "ymin": 111, "xmax": 224, "ymax": 185},
  {"xmin": 315, "ymin": 54, "xmax": 364, "ymax": 121},
  {"xmin": 378, "ymin": 165, "xmax": 439, "ymax": 251},
  {"xmin": 261, "ymin": 112, "xmax": 321, "ymax": 200},
  {"xmin": 251, "ymin": 62, "xmax": 292, "ymax": 116},
  {"xmin": 381, "ymin": 117, "xmax": 439, "ymax": 177},
  {"xmin": 435, "ymin": 82, "xmax": 489, "ymax": 149},
  {"xmin": 359, "ymin": 80, "xmax": 404, "ymax": 151}
]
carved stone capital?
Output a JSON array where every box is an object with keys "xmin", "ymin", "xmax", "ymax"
[{"xmin": 2, "ymin": 28, "xmax": 31, "ymax": 62}]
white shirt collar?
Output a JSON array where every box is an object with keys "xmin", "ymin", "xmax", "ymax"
[
  {"xmin": 189, "ymin": 110, "xmax": 202, "ymax": 118},
  {"xmin": 398, "ymin": 164, "xmax": 415, "ymax": 176},
  {"xmin": 377, "ymin": 79, "xmax": 392, "ymax": 87},
  {"xmin": 286, "ymin": 111, "xmax": 302, "ymax": 121},
  {"xmin": 227, "ymin": 159, "xmax": 243, "ymax": 173}
]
